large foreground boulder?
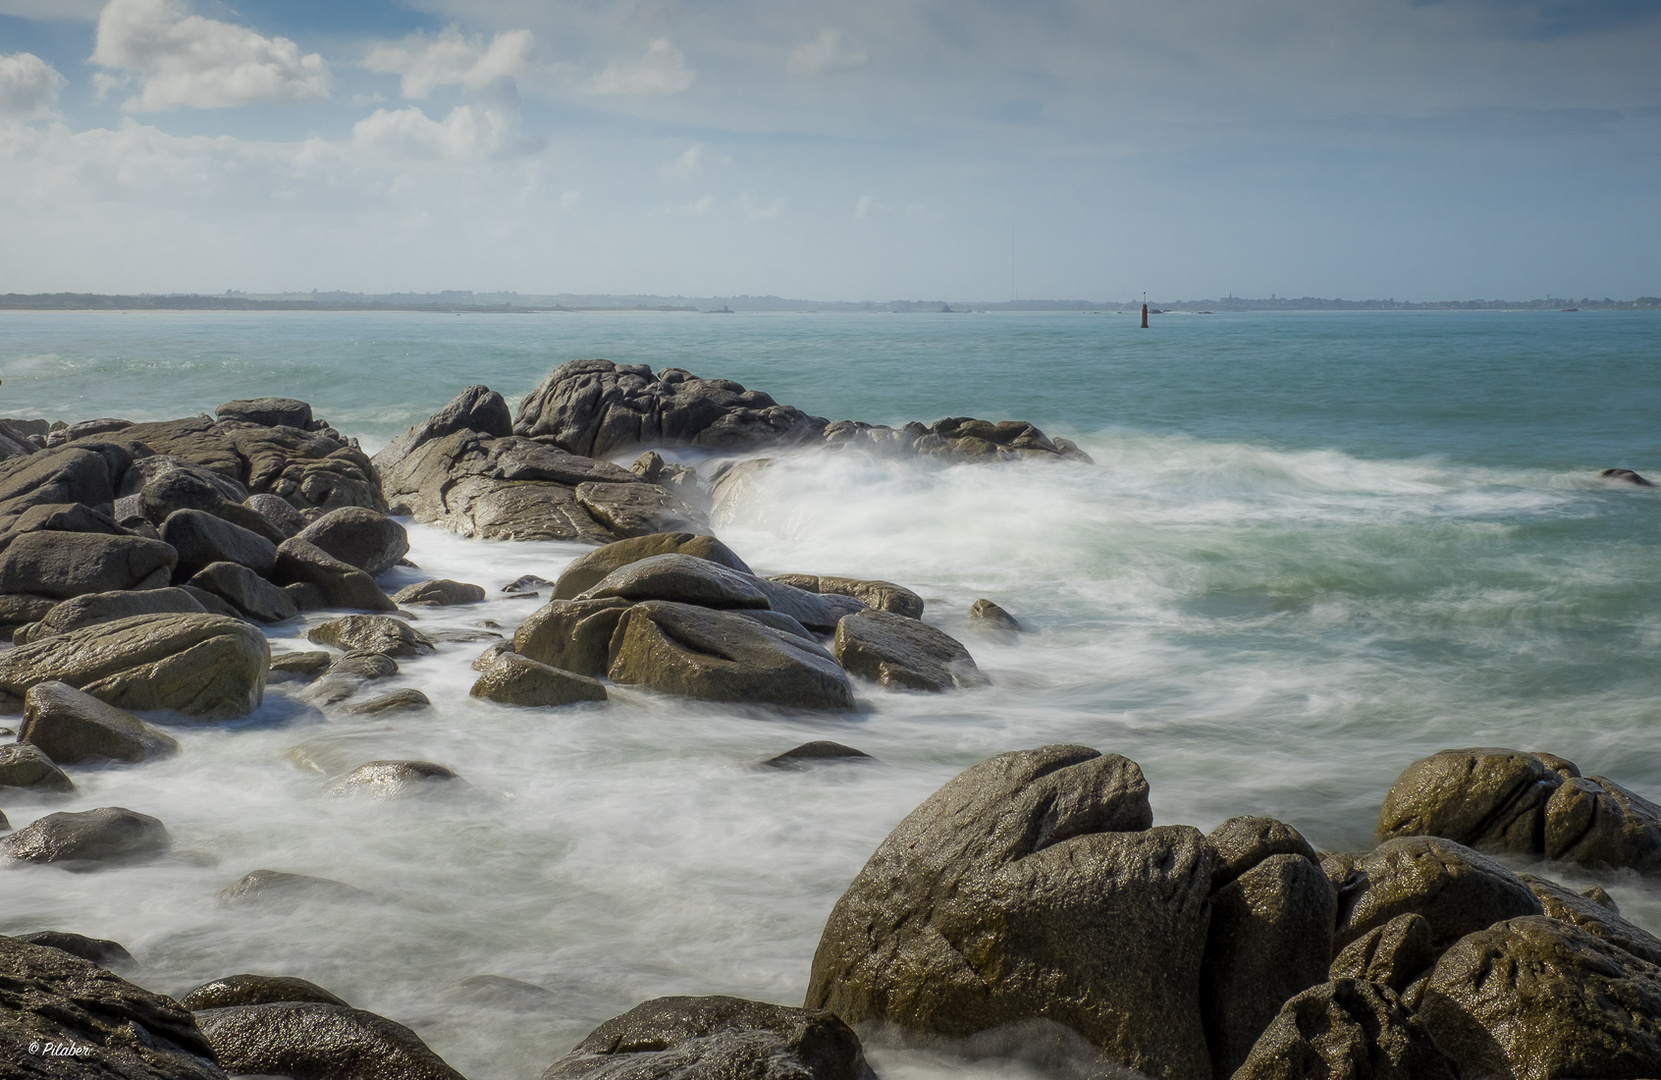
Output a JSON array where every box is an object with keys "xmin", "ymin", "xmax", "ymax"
[
  {"xmin": 608, "ymin": 601, "xmax": 855, "ymax": 710},
  {"xmin": 1418, "ymin": 915, "xmax": 1661, "ymax": 1078},
  {"xmin": 805, "ymin": 745, "xmax": 1222, "ymax": 1080},
  {"xmin": 0, "ymin": 807, "xmax": 170, "ymax": 866},
  {"xmin": 0, "ymin": 613, "xmax": 268, "ymax": 719},
  {"xmin": 0, "ymin": 934, "xmax": 225, "ymax": 1079},
  {"xmin": 194, "ymin": 1001, "xmax": 465, "ymax": 1080},
  {"xmin": 1377, "ymin": 747, "xmax": 1661, "ymax": 873},
  {"xmin": 542, "ymin": 995, "xmax": 871, "ymax": 1080}
]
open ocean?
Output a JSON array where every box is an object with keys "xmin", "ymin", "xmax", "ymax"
[{"xmin": 2, "ymin": 308, "xmax": 1660, "ymax": 1079}]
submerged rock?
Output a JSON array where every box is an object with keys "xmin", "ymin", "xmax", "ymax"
[
  {"xmin": 0, "ymin": 806, "xmax": 170, "ymax": 866},
  {"xmin": 761, "ymin": 741, "xmax": 874, "ymax": 768},
  {"xmin": 390, "ymin": 579, "xmax": 486, "ymax": 607},
  {"xmin": 541, "ymin": 995, "xmax": 871, "ymax": 1080},
  {"xmin": 269, "ymin": 650, "xmax": 333, "ymax": 680},
  {"xmin": 443, "ymin": 974, "xmax": 557, "ymax": 1011},
  {"xmin": 306, "ymin": 614, "xmax": 435, "ymax": 658},
  {"xmin": 343, "ymin": 689, "xmax": 432, "ymax": 716},
  {"xmin": 968, "ymin": 598, "xmax": 1021, "ymax": 631},
  {"xmin": 0, "ymin": 613, "xmax": 268, "ymax": 719},
  {"xmin": 13, "ymin": 930, "xmax": 134, "ymax": 969},
  {"xmin": 328, "ymin": 760, "xmax": 463, "ymax": 799},
  {"xmin": 470, "ymin": 654, "xmax": 608, "ymax": 707},
  {"xmin": 217, "ymin": 869, "xmax": 376, "ymax": 909},
  {"xmin": 0, "ymin": 934, "xmax": 224, "ymax": 1080},
  {"xmin": 194, "ymin": 1001, "xmax": 466, "ymax": 1080},
  {"xmin": 181, "ymin": 973, "xmax": 349, "ymax": 1010}
]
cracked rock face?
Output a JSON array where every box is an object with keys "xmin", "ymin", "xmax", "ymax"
[
  {"xmin": 1378, "ymin": 747, "xmax": 1661, "ymax": 873},
  {"xmin": 805, "ymin": 745, "xmax": 1223, "ymax": 1080}
]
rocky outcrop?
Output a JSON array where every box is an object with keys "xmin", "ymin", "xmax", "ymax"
[
  {"xmin": 470, "ymin": 654, "xmax": 608, "ymax": 707},
  {"xmin": 306, "ymin": 614, "xmax": 434, "ymax": 658},
  {"xmin": 1377, "ymin": 747, "xmax": 1661, "ymax": 873},
  {"xmin": 609, "ymin": 601, "xmax": 855, "ymax": 710},
  {"xmin": 1418, "ymin": 915, "xmax": 1661, "ymax": 1078},
  {"xmin": 832, "ymin": 609, "xmax": 986, "ymax": 691},
  {"xmin": 542, "ymin": 995, "xmax": 871, "ymax": 1080},
  {"xmin": 20, "ymin": 681, "xmax": 180, "ymax": 764},
  {"xmin": 514, "ymin": 359, "xmax": 1089, "ymax": 465},
  {"xmin": 1231, "ymin": 978, "xmax": 1460, "ymax": 1080},
  {"xmin": 293, "ymin": 507, "xmax": 409, "ymax": 577},
  {"xmin": 194, "ymin": 1001, "xmax": 466, "ymax": 1080},
  {"xmin": 0, "ymin": 934, "xmax": 225, "ymax": 1080},
  {"xmin": 1331, "ymin": 835, "xmax": 1543, "ymax": 952},
  {"xmin": 0, "ymin": 613, "xmax": 268, "ymax": 719},
  {"xmin": 804, "ymin": 745, "xmax": 1226, "ymax": 1080},
  {"xmin": 216, "ymin": 397, "xmax": 314, "ymax": 428},
  {"xmin": 0, "ymin": 807, "xmax": 170, "ymax": 866}
]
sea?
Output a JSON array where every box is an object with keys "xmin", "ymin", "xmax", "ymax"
[{"xmin": 1, "ymin": 307, "xmax": 1659, "ymax": 1078}]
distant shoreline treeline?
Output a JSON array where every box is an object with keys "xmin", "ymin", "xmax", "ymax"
[{"xmin": 2, "ymin": 291, "xmax": 1657, "ymax": 313}]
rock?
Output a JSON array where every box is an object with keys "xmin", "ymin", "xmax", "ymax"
[
  {"xmin": 182, "ymin": 973, "xmax": 348, "ymax": 1010},
  {"xmin": 631, "ymin": 450, "xmax": 707, "ymax": 510},
  {"xmin": 275, "ymin": 537, "xmax": 396, "ymax": 610},
  {"xmin": 343, "ymin": 689, "xmax": 432, "ymax": 716},
  {"xmin": 832, "ymin": 609, "xmax": 987, "ymax": 691},
  {"xmin": 187, "ymin": 561, "xmax": 298, "ymax": 623},
  {"xmin": 575, "ymin": 480, "xmax": 706, "ymax": 537},
  {"xmin": 968, "ymin": 598, "xmax": 1021, "ymax": 631},
  {"xmin": 328, "ymin": 760, "xmax": 463, "ymax": 799},
  {"xmin": 1332, "ymin": 835, "xmax": 1543, "ymax": 953},
  {"xmin": 7, "ymin": 500, "xmax": 126, "ymax": 536},
  {"xmin": 13, "ymin": 931, "xmax": 134, "ymax": 969},
  {"xmin": 390, "ymin": 579, "xmax": 486, "ymax": 606},
  {"xmin": 160, "ymin": 508, "xmax": 277, "ymax": 581},
  {"xmin": 1201, "ymin": 853, "xmax": 1336, "ymax": 1076},
  {"xmin": 283, "ymin": 579, "xmax": 328, "ymax": 611},
  {"xmin": 0, "ymin": 807, "xmax": 170, "ymax": 866},
  {"xmin": 769, "ymin": 574, "xmax": 925, "ymax": 618},
  {"xmin": 1377, "ymin": 747, "xmax": 1661, "ymax": 873},
  {"xmin": 806, "ymin": 746, "xmax": 1219, "ymax": 1080},
  {"xmin": 107, "ymin": 416, "xmax": 241, "ymax": 481},
  {"xmin": 195, "ymin": 1001, "xmax": 466, "ymax": 1080},
  {"xmin": 1328, "ymin": 913, "xmax": 1437, "ymax": 993},
  {"xmin": 740, "ymin": 608, "xmax": 817, "ymax": 640},
  {"xmin": 750, "ymin": 577, "xmax": 863, "ymax": 633},
  {"xmin": 307, "ymin": 614, "xmax": 435, "ymax": 658},
  {"xmin": 179, "ymin": 585, "xmax": 243, "ymax": 620},
  {"xmin": 514, "ymin": 359, "xmax": 831, "ymax": 457},
  {"xmin": 470, "ymin": 654, "xmax": 608, "ymax": 707},
  {"xmin": 217, "ymin": 869, "xmax": 375, "ymax": 909},
  {"xmin": 1231, "ymin": 978, "xmax": 1460, "ymax": 1080},
  {"xmin": 1206, "ymin": 815, "xmax": 1320, "ymax": 890},
  {"xmin": 293, "ymin": 507, "xmax": 410, "ymax": 577},
  {"xmin": 120, "ymin": 453, "xmax": 248, "ymax": 502},
  {"xmin": 0, "ymin": 742, "xmax": 75, "ymax": 793},
  {"xmin": 580, "ymin": 552, "xmax": 772, "ymax": 609},
  {"xmin": 503, "ymin": 574, "xmax": 553, "ymax": 593},
  {"xmin": 221, "ymin": 419, "xmax": 386, "ymax": 513},
  {"xmin": 0, "ymin": 934, "xmax": 224, "ymax": 1080},
  {"xmin": 542, "ymin": 995, "xmax": 871, "ymax": 1080},
  {"xmin": 20, "ymin": 681, "xmax": 180, "ymax": 764},
  {"xmin": 1601, "ymin": 467, "xmax": 1656, "ymax": 486},
  {"xmin": 553, "ymin": 532, "xmax": 754, "ymax": 599},
  {"xmin": 0, "ymin": 444, "xmax": 129, "ymax": 530},
  {"xmin": 1418, "ymin": 915, "xmax": 1661, "ymax": 1078},
  {"xmin": 443, "ymin": 974, "xmax": 557, "ymax": 1011},
  {"xmin": 1520, "ymin": 872, "xmax": 1661, "ymax": 967},
  {"xmin": 267, "ymin": 651, "xmax": 334, "ymax": 682},
  {"xmin": 0, "ymin": 531, "xmax": 177, "ymax": 599},
  {"xmin": 328, "ymin": 651, "xmax": 400, "ymax": 679},
  {"xmin": 215, "ymin": 397, "xmax": 314, "ymax": 429},
  {"xmin": 0, "ymin": 593, "xmax": 56, "ymax": 631},
  {"xmin": 473, "ymin": 640, "xmax": 516, "ymax": 670},
  {"xmin": 372, "ymin": 384, "xmax": 513, "ymax": 467},
  {"xmin": 138, "ymin": 468, "xmax": 283, "ymax": 543},
  {"xmin": 30, "ymin": 587, "xmax": 207, "ymax": 640},
  {"xmin": 609, "ymin": 601, "xmax": 856, "ymax": 710},
  {"xmin": 0, "ymin": 613, "xmax": 269, "ymax": 719},
  {"xmin": 244, "ymin": 492, "xmax": 308, "ymax": 538},
  {"xmin": 512, "ymin": 597, "xmax": 637, "ymax": 675},
  {"xmin": 761, "ymin": 741, "xmax": 873, "ymax": 768}
]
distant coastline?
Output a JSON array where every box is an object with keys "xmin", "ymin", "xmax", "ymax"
[{"xmin": 2, "ymin": 290, "xmax": 1657, "ymax": 313}]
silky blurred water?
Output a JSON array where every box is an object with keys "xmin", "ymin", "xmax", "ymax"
[{"xmin": 0, "ymin": 309, "xmax": 1658, "ymax": 1079}]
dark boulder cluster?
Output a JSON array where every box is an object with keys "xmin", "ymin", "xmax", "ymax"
[{"xmin": 488, "ymin": 531, "xmax": 984, "ymax": 710}]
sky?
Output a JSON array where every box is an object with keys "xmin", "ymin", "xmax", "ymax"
[{"xmin": 0, "ymin": 0, "xmax": 1657, "ymax": 301}]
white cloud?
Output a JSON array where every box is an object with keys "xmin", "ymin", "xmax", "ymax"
[
  {"xmin": 351, "ymin": 105, "xmax": 518, "ymax": 160},
  {"xmin": 787, "ymin": 28, "xmax": 867, "ymax": 77},
  {"xmin": 660, "ymin": 142, "xmax": 728, "ymax": 178},
  {"xmin": 90, "ymin": 0, "xmax": 329, "ymax": 112},
  {"xmin": 0, "ymin": 53, "xmax": 66, "ymax": 121},
  {"xmin": 582, "ymin": 38, "xmax": 694, "ymax": 96},
  {"xmin": 854, "ymin": 195, "xmax": 893, "ymax": 219},
  {"xmin": 738, "ymin": 190, "xmax": 784, "ymax": 218},
  {"xmin": 363, "ymin": 26, "xmax": 535, "ymax": 100}
]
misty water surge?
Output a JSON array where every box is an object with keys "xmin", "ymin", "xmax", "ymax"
[{"xmin": 2, "ymin": 309, "xmax": 1659, "ymax": 1078}]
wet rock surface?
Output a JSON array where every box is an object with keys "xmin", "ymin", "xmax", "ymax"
[
  {"xmin": 542, "ymin": 995, "xmax": 872, "ymax": 1080},
  {"xmin": 761, "ymin": 741, "xmax": 874, "ymax": 768},
  {"xmin": 0, "ymin": 934, "xmax": 225, "ymax": 1080},
  {"xmin": 832, "ymin": 609, "xmax": 986, "ymax": 692},
  {"xmin": 769, "ymin": 574, "xmax": 924, "ymax": 618},
  {"xmin": 552, "ymin": 532, "xmax": 754, "ymax": 599},
  {"xmin": 306, "ymin": 614, "xmax": 435, "ymax": 658},
  {"xmin": 194, "ymin": 1000, "xmax": 466, "ymax": 1080},
  {"xmin": 181, "ymin": 973, "xmax": 349, "ymax": 1010},
  {"xmin": 0, "ymin": 806, "xmax": 170, "ymax": 866},
  {"xmin": 13, "ymin": 931, "xmax": 135, "ymax": 969},
  {"xmin": 328, "ymin": 760, "xmax": 464, "ymax": 799},
  {"xmin": 293, "ymin": 506, "xmax": 410, "ymax": 577},
  {"xmin": 0, "ymin": 742, "xmax": 76, "ymax": 792},
  {"xmin": 1231, "ymin": 978, "xmax": 1460, "ymax": 1080},
  {"xmin": 391, "ymin": 578, "xmax": 486, "ymax": 606},
  {"xmin": 471, "ymin": 653, "xmax": 608, "ymax": 707},
  {"xmin": 1332, "ymin": 835, "xmax": 1544, "ymax": 952},
  {"xmin": 20, "ymin": 680, "xmax": 181, "ymax": 764},
  {"xmin": 217, "ymin": 869, "xmax": 376, "ymax": 909}
]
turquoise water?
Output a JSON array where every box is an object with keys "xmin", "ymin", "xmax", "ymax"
[{"xmin": 1, "ymin": 309, "xmax": 1659, "ymax": 1079}]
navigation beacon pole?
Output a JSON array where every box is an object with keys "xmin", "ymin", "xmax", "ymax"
[{"xmin": 1141, "ymin": 290, "xmax": 1149, "ymax": 329}]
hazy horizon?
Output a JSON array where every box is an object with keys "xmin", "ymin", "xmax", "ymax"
[{"xmin": 1, "ymin": 0, "xmax": 1657, "ymax": 300}]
